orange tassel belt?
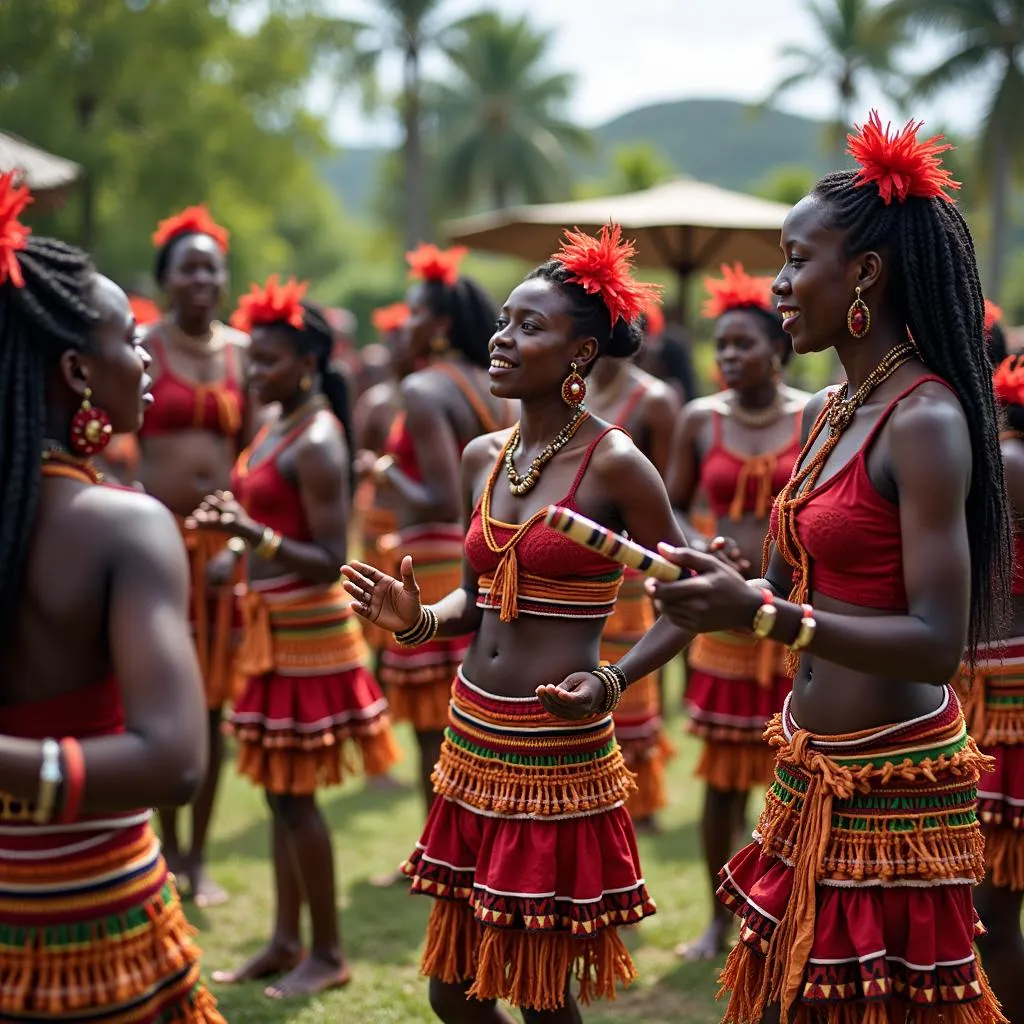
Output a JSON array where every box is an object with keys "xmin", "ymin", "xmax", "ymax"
[{"xmin": 958, "ymin": 638, "xmax": 1024, "ymax": 747}]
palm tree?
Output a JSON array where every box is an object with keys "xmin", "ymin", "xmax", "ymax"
[
  {"xmin": 332, "ymin": 0, "xmax": 453, "ymax": 249},
  {"xmin": 765, "ymin": 0, "xmax": 905, "ymax": 159},
  {"xmin": 427, "ymin": 12, "xmax": 591, "ymax": 212},
  {"xmin": 883, "ymin": 0, "xmax": 1024, "ymax": 301}
]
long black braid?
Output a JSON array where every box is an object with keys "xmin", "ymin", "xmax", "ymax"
[
  {"xmin": 0, "ymin": 236, "xmax": 99, "ymax": 637},
  {"xmin": 813, "ymin": 170, "xmax": 1011, "ymax": 662}
]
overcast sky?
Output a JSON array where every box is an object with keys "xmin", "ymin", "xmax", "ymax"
[{"xmin": 308, "ymin": 0, "xmax": 990, "ymax": 146}]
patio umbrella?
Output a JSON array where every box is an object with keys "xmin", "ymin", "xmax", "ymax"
[
  {"xmin": 0, "ymin": 131, "xmax": 81, "ymax": 193},
  {"xmin": 444, "ymin": 178, "xmax": 792, "ymax": 320}
]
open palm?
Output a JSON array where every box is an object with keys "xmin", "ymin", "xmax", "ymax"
[{"xmin": 341, "ymin": 556, "xmax": 423, "ymax": 633}]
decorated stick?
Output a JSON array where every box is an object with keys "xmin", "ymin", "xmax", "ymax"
[{"xmin": 544, "ymin": 506, "xmax": 684, "ymax": 582}]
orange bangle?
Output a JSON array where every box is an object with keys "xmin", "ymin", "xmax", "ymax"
[{"xmin": 57, "ymin": 738, "xmax": 85, "ymax": 824}]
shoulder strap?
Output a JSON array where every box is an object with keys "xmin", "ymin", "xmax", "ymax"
[
  {"xmin": 565, "ymin": 426, "xmax": 627, "ymax": 503},
  {"xmin": 860, "ymin": 373, "xmax": 954, "ymax": 452},
  {"xmin": 435, "ymin": 362, "xmax": 502, "ymax": 433},
  {"xmin": 710, "ymin": 407, "xmax": 724, "ymax": 447},
  {"xmin": 616, "ymin": 382, "xmax": 649, "ymax": 428}
]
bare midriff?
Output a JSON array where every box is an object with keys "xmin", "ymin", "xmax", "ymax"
[{"xmin": 139, "ymin": 431, "xmax": 237, "ymax": 518}]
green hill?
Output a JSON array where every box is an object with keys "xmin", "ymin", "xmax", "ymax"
[{"xmin": 320, "ymin": 98, "xmax": 833, "ymax": 213}]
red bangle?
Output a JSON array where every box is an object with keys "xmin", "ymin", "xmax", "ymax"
[{"xmin": 57, "ymin": 738, "xmax": 85, "ymax": 824}]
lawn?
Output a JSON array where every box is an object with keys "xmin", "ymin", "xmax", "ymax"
[{"xmin": 188, "ymin": 661, "xmax": 737, "ymax": 1024}]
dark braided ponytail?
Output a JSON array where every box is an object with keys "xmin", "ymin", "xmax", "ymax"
[
  {"xmin": 813, "ymin": 170, "xmax": 1011, "ymax": 660},
  {"xmin": 0, "ymin": 236, "xmax": 99, "ymax": 636}
]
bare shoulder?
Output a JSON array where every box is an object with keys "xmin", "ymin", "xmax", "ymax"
[
  {"xmin": 296, "ymin": 409, "xmax": 346, "ymax": 454},
  {"xmin": 79, "ymin": 487, "xmax": 186, "ymax": 566},
  {"xmin": 462, "ymin": 428, "xmax": 511, "ymax": 475},
  {"xmin": 781, "ymin": 384, "xmax": 813, "ymax": 414},
  {"xmin": 590, "ymin": 422, "xmax": 653, "ymax": 477},
  {"xmin": 220, "ymin": 323, "xmax": 250, "ymax": 352},
  {"xmin": 888, "ymin": 380, "xmax": 970, "ymax": 474}
]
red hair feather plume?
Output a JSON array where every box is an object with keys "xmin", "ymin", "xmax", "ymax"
[
  {"xmin": 994, "ymin": 355, "xmax": 1024, "ymax": 408},
  {"xmin": 406, "ymin": 243, "xmax": 467, "ymax": 286},
  {"xmin": 984, "ymin": 299, "xmax": 1003, "ymax": 339},
  {"xmin": 152, "ymin": 204, "xmax": 230, "ymax": 252},
  {"xmin": 0, "ymin": 171, "xmax": 32, "ymax": 289},
  {"xmin": 371, "ymin": 302, "xmax": 410, "ymax": 332},
  {"xmin": 702, "ymin": 263, "xmax": 773, "ymax": 319},
  {"xmin": 230, "ymin": 275, "xmax": 308, "ymax": 334}
]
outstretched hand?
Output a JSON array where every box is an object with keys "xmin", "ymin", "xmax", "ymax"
[
  {"xmin": 536, "ymin": 672, "xmax": 606, "ymax": 720},
  {"xmin": 341, "ymin": 555, "xmax": 423, "ymax": 633},
  {"xmin": 186, "ymin": 490, "xmax": 260, "ymax": 544},
  {"xmin": 646, "ymin": 543, "xmax": 761, "ymax": 634}
]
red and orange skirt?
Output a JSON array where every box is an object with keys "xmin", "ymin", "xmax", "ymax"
[
  {"xmin": 717, "ymin": 688, "xmax": 1002, "ymax": 1024},
  {"xmin": 402, "ymin": 671, "xmax": 656, "ymax": 1011},
  {"xmin": 229, "ymin": 573, "xmax": 400, "ymax": 794},
  {"xmin": 378, "ymin": 524, "xmax": 472, "ymax": 732},
  {"xmin": 353, "ymin": 481, "xmax": 399, "ymax": 653},
  {"xmin": 602, "ymin": 569, "xmax": 674, "ymax": 820},
  {"xmin": 959, "ymin": 638, "xmax": 1024, "ymax": 891},
  {"xmin": 0, "ymin": 813, "xmax": 223, "ymax": 1023},
  {"xmin": 685, "ymin": 630, "xmax": 791, "ymax": 792}
]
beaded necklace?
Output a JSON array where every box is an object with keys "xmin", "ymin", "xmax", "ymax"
[
  {"xmin": 41, "ymin": 445, "xmax": 103, "ymax": 485},
  {"xmin": 504, "ymin": 409, "xmax": 588, "ymax": 496}
]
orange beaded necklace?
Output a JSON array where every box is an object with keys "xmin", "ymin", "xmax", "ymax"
[{"xmin": 41, "ymin": 447, "xmax": 103, "ymax": 485}]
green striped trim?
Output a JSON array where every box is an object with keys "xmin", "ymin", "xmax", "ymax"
[{"xmin": 445, "ymin": 729, "xmax": 617, "ymax": 766}]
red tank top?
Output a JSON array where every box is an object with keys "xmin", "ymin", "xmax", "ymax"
[
  {"xmin": 769, "ymin": 375, "xmax": 955, "ymax": 611},
  {"xmin": 384, "ymin": 363, "xmax": 510, "ymax": 481},
  {"xmin": 137, "ymin": 327, "xmax": 244, "ymax": 440},
  {"xmin": 701, "ymin": 410, "xmax": 803, "ymax": 522},
  {"xmin": 231, "ymin": 412, "xmax": 330, "ymax": 542}
]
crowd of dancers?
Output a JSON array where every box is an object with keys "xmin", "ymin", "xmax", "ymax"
[{"xmin": 0, "ymin": 107, "xmax": 1021, "ymax": 1024}]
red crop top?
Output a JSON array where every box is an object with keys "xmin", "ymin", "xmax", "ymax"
[
  {"xmin": 465, "ymin": 426, "xmax": 625, "ymax": 619},
  {"xmin": 701, "ymin": 410, "xmax": 802, "ymax": 522},
  {"xmin": 231, "ymin": 412, "xmax": 330, "ymax": 542},
  {"xmin": 137, "ymin": 327, "xmax": 244, "ymax": 441},
  {"xmin": 769, "ymin": 375, "xmax": 955, "ymax": 612}
]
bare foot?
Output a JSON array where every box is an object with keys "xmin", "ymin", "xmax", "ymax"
[
  {"xmin": 211, "ymin": 943, "xmax": 304, "ymax": 984},
  {"xmin": 675, "ymin": 919, "xmax": 731, "ymax": 961},
  {"xmin": 190, "ymin": 867, "xmax": 229, "ymax": 908},
  {"xmin": 369, "ymin": 867, "xmax": 406, "ymax": 888},
  {"xmin": 264, "ymin": 953, "xmax": 352, "ymax": 999}
]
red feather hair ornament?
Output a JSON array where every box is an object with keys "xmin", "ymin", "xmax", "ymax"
[
  {"xmin": 848, "ymin": 110, "xmax": 960, "ymax": 205},
  {"xmin": 702, "ymin": 262, "xmax": 773, "ymax": 320},
  {"xmin": 230, "ymin": 275, "xmax": 308, "ymax": 334},
  {"xmin": 152, "ymin": 204, "xmax": 230, "ymax": 252},
  {"xmin": 552, "ymin": 224, "xmax": 661, "ymax": 326},
  {"xmin": 643, "ymin": 299, "xmax": 665, "ymax": 337},
  {"xmin": 0, "ymin": 171, "xmax": 33, "ymax": 289},
  {"xmin": 371, "ymin": 302, "xmax": 411, "ymax": 332},
  {"xmin": 993, "ymin": 355, "xmax": 1024, "ymax": 408},
  {"xmin": 984, "ymin": 299, "xmax": 1003, "ymax": 339},
  {"xmin": 406, "ymin": 243, "xmax": 467, "ymax": 286}
]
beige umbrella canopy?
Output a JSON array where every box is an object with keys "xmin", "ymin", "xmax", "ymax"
[
  {"xmin": 445, "ymin": 178, "xmax": 792, "ymax": 319},
  {"xmin": 0, "ymin": 132, "xmax": 81, "ymax": 193}
]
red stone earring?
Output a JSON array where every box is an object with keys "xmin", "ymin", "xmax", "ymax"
[
  {"xmin": 561, "ymin": 362, "xmax": 586, "ymax": 409},
  {"xmin": 847, "ymin": 287, "xmax": 871, "ymax": 339},
  {"xmin": 69, "ymin": 387, "xmax": 112, "ymax": 456}
]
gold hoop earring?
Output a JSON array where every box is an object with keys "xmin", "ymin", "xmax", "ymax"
[
  {"xmin": 847, "ymin": 287, "xmax": 871, "ymax": 339},
  {"xmin": 561, "ymin": 362, "xmax": 586, "ymax": 409},
  {"xmin": 299, "ymin": 375, "xmax": 312, "ymax": 392}
]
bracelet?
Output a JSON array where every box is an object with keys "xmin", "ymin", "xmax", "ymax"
[
  {"xmin": 373, "ymin": 455, "xmax": 395, "ymax": 484},
  {"xmin": 394, "ymin": 607, "xmax": 439, "ymax": 647},
  {"xmin": 34, "ymin": 739, "xmax": 62, "ymax": 824},
  {"xmin": 751, "ymin": 587, "xmax": 778, "ymax": 639},
  {"xmin": 57, "ymin": 738, "xmax": 85, "ymax": 824},
  {"xmin": 254, "ymin": 526, "xmax": 283, "ymax": 560},
  {"xmin": 226, "ymin": 536, "xmax": 246, "ymax": 557},
  {"xmin": 789, "ymin": 603, "xmax": 817, "ymax": 653},
  {"xmin": 593, "ymin": 665, "xmax": 624, "ymax": 714}
]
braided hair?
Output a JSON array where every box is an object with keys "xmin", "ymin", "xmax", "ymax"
[
  {"xmin": 813, "ymin": 170, "xmax": 1011, "ymax": 659},
  {"xmin": 0, "ymin": 236, "xmax": 99, "ymax": 635},
  {"xmin": 414, "ymin": 276, "xmax": 495, "ymax": 369},
  {"xmin": 527, "ymin": 260, "xmax": 642, "ymax": 373}
]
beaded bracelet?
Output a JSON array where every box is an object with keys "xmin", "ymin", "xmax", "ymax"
[
  {"xmin": 593, "ymin": 665, "xmax": 624, "ymax": 714},
  {"xmin": 254, "ymin": 526, "xmax": 283, "ymax": 560},
  {"xmin": 394, "ymin": 607, "xmax": 439, "ymax": 647}
]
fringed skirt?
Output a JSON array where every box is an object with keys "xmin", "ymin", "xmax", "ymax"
[
  {"xmin": 959, "ymin": 639, "xmax": 1024, "ymax": 891},
  {"xmin": 401, "ymin": 671, "xmax": 656, "ymax": 1011},
  {"xmin": 379, "ymin": 524, "xmax": 472, "ymax": 732},
  {"xmin": 717, "ymin": 687, "xmax": 1002, "ymax": 1024},
  {"xmin": 686, "ymin": 630, "xmax": 791, "ymax": 792},
  {"xmin": 353, "ymin": 485, "xmax": 399, "ymax": 653},
  {"xmin": 178, "ymin": 518, "xmax": 243, "ymax": 710},
  {"xmin": 0, "ymin": 817, "xmax": 223, "ymax": 1023},
  {"xmin": 229, "ymin": 574, "xmax": 400, "ymax": 794},
  {"xmin": 603, "ymin": 569, "xmax": 674, "ymax": 820}
]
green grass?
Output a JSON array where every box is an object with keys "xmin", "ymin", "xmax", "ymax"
[{"xmin": 188, "ymin": 662, "xmax": 734, "ymax": 1023}]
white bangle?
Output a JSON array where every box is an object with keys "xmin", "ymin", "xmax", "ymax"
[{"xmin": 34, "ymin": 739, "xmax": 63, "ymax": 824}]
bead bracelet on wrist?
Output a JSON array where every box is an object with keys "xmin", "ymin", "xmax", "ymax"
[
  {"xmin": 394, "ymin": 607, "xmax": 439, "ymax": 647},
  {"xmin": 789, "ymin": 603, "xmax": 817, "ymax": 653},
  {"xmin": 593, "ymin": 665, "xmax": 627, "ymax": 714},
  {"xmin": 254, "ymin": 526, "xmax": 283, "ymax": 560},
  {"xmin": 751, "ymin": 587, "xmax": 778, "ymax": 639}
]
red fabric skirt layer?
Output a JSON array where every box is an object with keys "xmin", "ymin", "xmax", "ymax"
[
  {"xmin": 716, "ymin": 687, "xmax": 1002, "ymax": 1024},
  {"xmin": 603, "ymin": 570, "xmax": 674, "ymax": 820},
  {"xmin": 685, "ymin": 630, "xmax": 790, "ymax": 792},
  {"xmin": 228, "ymin": 574, "xmax": 400, "ymax": 794},
  {"xmin": 401, "ymin": 671, "xmax": 655, "ymax": 1011},
  {"xmin": 378, "ymin": 524, "xmax": 472, "ymax": 732},
  {"xmin": 959, "ymin": 638, "xmax": 1024, "ymax": 891}
]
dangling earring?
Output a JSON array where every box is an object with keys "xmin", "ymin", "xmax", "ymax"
[
  {"xmin": 299, "ymin": 375, "xmax": 312, "ymax": 392},
  {"xmin": 561, "ymin": 362, "xmax": 586, "ymax": 409},
  {"xmin": 430, "ymin": 336, "xmax": 450, "ymax": 356},
  {"xmin": 770, "ymin": 353, "xmax": 783, "ymax": 375},
  {"xmin": 847, "ymin": 287, "xmax": 871, "ymax": 339},
  {"xmin": 69, "ymin": 387, "xmax": 112, "ymax": 456}
]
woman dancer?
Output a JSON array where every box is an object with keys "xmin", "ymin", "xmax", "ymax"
[
  {"xmin": 190, "ymin": 276, "xmax": 400, "ymax": 998},
  {"xmin": 667, "ymin": 264, "xmax": 807, "ymax": 960},
  {"xmin": 343, "ymin": 225, "xmax": 692, "ymax": 1023},
  {"xmin": 0, "ymin": 173, "xmax": 223, "ymax": 1022},
  {"xmin": 139, "ymin": 204, "xmax": 249, "ymax": 907},
  {"xmin": 374, "ymin": 245, "xmax": 512, "ymax": 820},
  {"xmin": 958, "ymin": 301, "xmax": 1024, "ymax": 1022},
  {"xmin": 650, "ymin": 113, "xmax": 1009, "ymax": 1024},
  {"xmin": 587, "ymin": 328, "xmax": 681, "ymax": 831}
]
